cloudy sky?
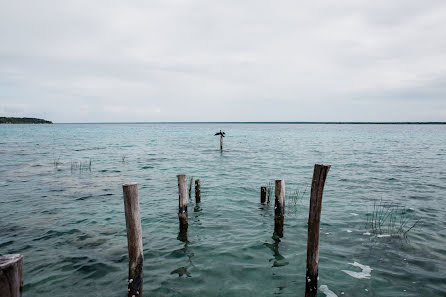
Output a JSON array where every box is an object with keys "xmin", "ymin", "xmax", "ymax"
[{"xmin": 1, "ymin": 0, "xmax": 445, "ymax": 122}]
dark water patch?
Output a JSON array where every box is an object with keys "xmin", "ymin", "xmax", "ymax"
[
  {"xmin": 0, "ymin": 240, "xmax": 14, "ymax": 248},
  {"xmin": 76, "ymin": 195, "xmax": 93, "ymax": 201},
  {"xmin": 170, "ymin": 266, "xmax": 191, "ymax": 277},
  {"xmin": 33, "ymin": 229, "xmax": 81, "ymax": 241},
  {"xmin": 142, "ymin": 166, "xmax": 154, "ymax": 169},
  {"xmin": 99, "ymin": 193, "xmax": 114, "ymax": 197}
]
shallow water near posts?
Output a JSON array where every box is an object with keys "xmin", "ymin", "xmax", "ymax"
[{"xmin": 0, "ymin": 123, "xmax": 445, "ymax": 296}]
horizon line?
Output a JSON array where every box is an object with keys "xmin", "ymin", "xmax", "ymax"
[{"xmin": 53, "ymin": 121, "xmax": 446, "ymax": 125}]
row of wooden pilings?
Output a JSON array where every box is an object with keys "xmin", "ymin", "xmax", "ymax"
[
  {"xmin": 122, "ymin": 164, "xmax": 330, "ymax": 297},
  {"xmin": 0, "ymin": 164, "xmax": 328, "ymax": 297}
]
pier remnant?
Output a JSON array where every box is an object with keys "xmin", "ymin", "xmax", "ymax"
[
  {"xmin": 0, "ymin": 254, "xmax": 23, "ymax": 297},
  {"xmin": 305, "ymin": 164, "xmax": 330, "ymax": 297},
  {"xmin": 195, "ymin": 179, "xmax": 201, "ymax": 203},
  {"xmin": 177, "ymin": 174, "xmax": 188, "ymax": 235},
  {"xmin": 122, "ymin": 183, "xmax": 144, "ymax": 297},
  {"xmin": 214, "ymin": 130, "xmax": 226, "ymax": 151},
  {"xmin": 274, "ymin": 179, "xmax": 285, "ymax": 238},
  {"xmin": 260, "ymin": 186, "xmax": 267, "ymax": 204}
]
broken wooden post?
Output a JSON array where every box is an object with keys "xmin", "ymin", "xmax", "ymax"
[
  {"xmin": 122, "ymin": 183, "xmax": 144, "ymax": 297},
  {"xmin": 260, "ymin": 186, "xmax": 267, "ymax": 204},
  {"xmin": 274, "ymin": 179, "xmax": 285, "ymax": 238},
  {"xmin": 195, "ymin": 179, "xmax": 201, "ymax": 203},
  {"xmin": 177, "ymin": 174, "xmax": 188, "ymax": 234},
  {"xmin": 305, "ymin": 164, "xmax": 330, "ymax": 297},
  {"xmin": 0, "ymin": 254, "xmax": 23, "ymax": 297}
]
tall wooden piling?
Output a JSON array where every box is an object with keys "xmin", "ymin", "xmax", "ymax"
[
  {"xmin": 305, "ymin": 164, "xmax": 330, "ymax": 297},
  {"xmin": 195, "ymin": 179, "xmax": 201, "ymax": 203},
  {"xmin": 0, "ymin": 254, "xmax": 24, "ymax": 297},
  {"xmin": 260, "ymin": 186, "xmax": 267, "ymax": 204},
  {"xmin": 122, "ymin": 183, "xmax": 144, "ymax": 297},
  {"xmin": 177, "ymin": 174, "xmax": 188, "ymax": 233},
  {"xmin": 274, "ymin": 179, "xmax": 285, "ymax": 238}
]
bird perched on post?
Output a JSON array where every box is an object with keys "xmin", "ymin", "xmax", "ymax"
[{"xmin": 214, "ymin": 130, "xmax": 225, "ymax": 151}]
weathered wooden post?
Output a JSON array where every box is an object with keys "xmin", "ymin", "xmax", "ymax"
[
  {"xmin": 260, "ymin": 186, "xmax": 267, "ymax": 204},
  {"xmin": 305, "ymin": 164, "xmax": 330, "ymax": 297},
  {"xmin": 274, "ymin": 179, "xmax": 285, "ymax": 238},
  {"xmin": 195, "ymin": 179, "xmax": 201, "ymax": 203},
  {"xmin": 122, "ymin": 183, "xmax": 144, "ymax": 297},
  {"xmin": 0, "ymin": 254, "xmax": 23, "ymax": 297},
  {"xmin": 214, "ymin": 130, "xmax": 226, "ymax": 151},
  {"xmin": 177, "ymin": 174, "xmax": 188, "ymax": 234},
  {"xmin": 188, "ymin": 176, "xmax": 193, "ymax": 199}
]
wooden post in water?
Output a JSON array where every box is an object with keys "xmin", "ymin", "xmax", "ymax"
[
  {"xmin": 122, "ymin": 183, "xmax": 144, "ymax": 297},
  {"xmin": 195, "ymin": 179, "xmax": 201, "ymax": 203},
  {"xmin": 260, "ymin": 186, "xmax": 267, "ymax": 204},
  {"xmin": 0, "ymin": 254, "xmax": 24, "ymax": 297},
  {"xmin": 274, "ymin": 179, "xmax": 285, "ymax": 238},
  {"xmin": 305, "ymin": 164, "xmax": 330, "ymax": 297},
  {"xmin": 214, "ymin": 130, "xmax": 226, "ymax": 151},
  {"xmin": 188, "ymin": 176, "xmax": 193, "ymax": 199},
  {"xmin": 177, "ymin": 174, "xmax": 188, "ymax": 233}
]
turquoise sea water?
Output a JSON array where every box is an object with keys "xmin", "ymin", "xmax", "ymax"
[{"xmin": 0, "ymin": 123, "xmax": 445, "ymax": 296}]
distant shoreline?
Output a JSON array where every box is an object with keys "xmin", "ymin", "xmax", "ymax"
[
  {"xmin": 0, "ymin": 117, "xmax": 53, "ymax": 124},
  {"xmin": 54, "ymin": 121, "xmax": 445, "ymax": 125}
]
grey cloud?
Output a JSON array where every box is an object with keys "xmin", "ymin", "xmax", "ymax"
[{"xmin": 0, "ymin": 0, "xmax": 445, "ymax": 122}]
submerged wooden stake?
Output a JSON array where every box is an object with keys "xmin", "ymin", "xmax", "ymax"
[
  {"xmin": 177, "ymin": 174, "xmax": 188, "ymax": 233},
  {"xmin": 195, "ymin": 179, "xmax": 201, "ymax": 203},
  {"xmin": 274, "ymin": 179, "xmax": 285, "ymax": 238},
  {"xmin": 260, "ymin": 186, "xmax": 267, "ymax": 204},
  {"xmin": 122, "ymin": 183, "xmax": 144, "ymax": 297},
  {"xmin": 305, "ymin": 164, "xmax": 330, "ymax": 297},
  {"xmin": 0, "ymin": 254, "xmax": 24, "ymax": 297}
]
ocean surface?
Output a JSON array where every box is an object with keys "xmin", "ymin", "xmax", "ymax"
[{"xmin": 0, "ymin": 123, "xmax": 445, "ymax": 297}]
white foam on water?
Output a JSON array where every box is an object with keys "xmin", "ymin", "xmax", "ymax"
[
  {"xmin": 347, "ymin": 230, "xmax": 352, "ymax": 233},
  {"xmin": 377, "ymin": 234, "xmax": 391, "ymax": 238},
  {"xmin": 350, "ymin": 213, "xmax": 359, "ymax": 216},
  {"xmin": 363, "ymin": 232, "xmax": 371, "ymax": 235},
  {"xmin": 342, "ymin": 262, "xmax": 372, "ymax": 279},
  {"xmin": 319, "ymin": 285, "xmax": 338, "ymax": 297}
]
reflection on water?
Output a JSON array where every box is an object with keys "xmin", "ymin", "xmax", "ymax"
[
  {"xmin": 170, "ymin": 242, "xmax": 194, "ymax": 278},
  {"xmin": 265, "ymin": 237, "xmax": 289, "ymax": 268}
]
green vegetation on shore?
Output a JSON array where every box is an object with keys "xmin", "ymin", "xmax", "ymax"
[{"xmin": 0, "ymin": 117, "xmax": 52, "ymax": 124}]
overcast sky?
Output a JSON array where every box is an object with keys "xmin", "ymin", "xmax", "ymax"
[{"xmin": 1, "ymin": 0, "xmax": 445, "ymax": 122}]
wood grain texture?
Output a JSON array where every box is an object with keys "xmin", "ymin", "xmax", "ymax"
[
  {"xmin": 274, "ymin": 180, "xmax": 285, "ymax": 238},
  {"xmin": 0, "ymin": 254, "xmax": 24, "ymax": 297},
  {"xmin": 305, "ymin": 164, "xmax": 330, "ymax": 297},
  {"xmin": 195, "ymin": 179, "xmax": 201, "ymax": 204},
  {"xmin": 177, "ymin": 175, "xmax": 188, "ymax": 233},
  {"xmin": 123, "ymin": 183, "xmax": 144, "ymax": 297}
]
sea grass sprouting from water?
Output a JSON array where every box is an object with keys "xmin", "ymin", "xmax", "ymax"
[{"xmin": 366, "ymin": 198, "xmax": 420, "ymax": 238}]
